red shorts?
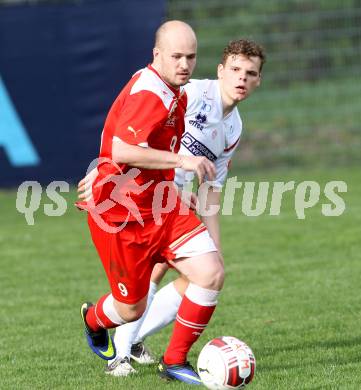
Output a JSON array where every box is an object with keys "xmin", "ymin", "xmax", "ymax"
[{"xmin": 88, "ymin": 204, "xmax": 206, "ymax": 304}]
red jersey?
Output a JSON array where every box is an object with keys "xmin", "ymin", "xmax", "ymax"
[{"xmin": 91, "ymin": 65, "xmax": 188, "ymax": 222}]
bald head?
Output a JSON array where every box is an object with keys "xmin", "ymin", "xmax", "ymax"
[
  {"xmin": 152, "ymin": 20, "xmax": 197, "ymax": 88},
  {"xmin": 155, "ymin": 20, "xmax": 197, "ymax": 49}
]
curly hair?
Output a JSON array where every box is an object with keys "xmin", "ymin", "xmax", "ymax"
[{"xmin": 222, "ymin": 39, "xmax": 266, "ymax": 72}]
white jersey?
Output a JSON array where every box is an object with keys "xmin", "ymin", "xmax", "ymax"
[{"xmin": 175, "ymin": 79, "xmax": 242, "ymax": 188}]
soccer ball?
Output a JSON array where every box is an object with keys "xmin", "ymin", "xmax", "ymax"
[{"xmin": 197, "ymin": 336, "xmax": 256, "ymax": 389}]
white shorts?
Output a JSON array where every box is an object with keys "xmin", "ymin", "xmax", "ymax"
[{"xmin": 173, "ymin": 230, "xmax": 217, "ymax": 259}]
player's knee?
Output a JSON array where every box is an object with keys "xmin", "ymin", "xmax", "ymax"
[
  {"xmin": 198, "ymin": 262, "xmax": 224, "ymax": 290},
  {"xmin": 208, "ymin": 265, "xmax": 224, "ymax": 290},
  {"xmin": 120, "ymin": 305, "xmax": 145, "ymax": 322},
  {"xmin": 124, "ymin": 311, "xmax": 143, "ymax": 322}
]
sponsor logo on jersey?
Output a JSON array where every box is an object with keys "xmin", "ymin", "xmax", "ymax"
[
  {"xmin": 127, "ymin": 126, "xmax": 142, "ymax": 137},
  {"xmin": 181, "ymin": 132, "xmax": 217, "ymax": 162},
  {"xmin": 195, "ymin": 113, "xmax": 207, "ymax": 123},
  {"xmin": 189, "ymin": 112, "xmax": 207, "ymax": 131},
  {"xmin": 201, "ymin": 100, "xmax": 212, "ymax": 112},
  {"xmin": 165, "ymin": 115, "xmax": 177, "ymax": 127}
]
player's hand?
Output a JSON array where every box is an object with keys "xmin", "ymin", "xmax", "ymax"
[
  {"xmin": 77, "ymin": 167, "xmax": 98, "ymax": 202},
  {"xmin": 179, "ymin": 155, "xmax": 216, "ymax": 184}
]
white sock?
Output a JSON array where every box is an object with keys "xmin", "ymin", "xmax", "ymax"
[
  {"xmin": 134, "ymin": 281, "xmax": 182, "ymax": 344},
  {"xmin": 109, "ymin": 282, "xmax": 157, "ymax": 363}
]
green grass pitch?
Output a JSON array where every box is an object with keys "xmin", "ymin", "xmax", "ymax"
[{"xmin": 1, "ymin": 166, "xmax": 360, "ymax": 389}]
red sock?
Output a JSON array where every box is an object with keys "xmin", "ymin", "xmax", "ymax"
[
  {"xmin": 163, "ymin": 294, "xmax": 216, "ymax": 365},
  {"xmin": 85, "ymin": 293, "xmax": 124, "ymax": 332}
]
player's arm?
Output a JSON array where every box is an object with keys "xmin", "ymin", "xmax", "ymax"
[
  {"xmin": 112, "ymin": 137, "xmax": 216, "ymax": 183},
  {"xmin": 112, "ymin": 90, "xmax": 216, "ymax": 182},
  {"xmin": 75, "ymin": 145, "xmax": 216, "ymax": 190},
  {"xmin": 199, "ymin": 186, "xmax": 223, "ymax": 263}
]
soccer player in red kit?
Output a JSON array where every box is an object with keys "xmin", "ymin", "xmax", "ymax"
[{"xmin": 79, "ymin": 21, "xmax": 224, "ymax": 385}]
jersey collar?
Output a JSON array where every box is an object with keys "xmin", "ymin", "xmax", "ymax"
[{"xmin": 147, "ymin": 64, "xmax": 181, "ymax": 97}]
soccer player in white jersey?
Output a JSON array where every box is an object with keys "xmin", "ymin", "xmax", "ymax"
[{"xmin": 78, "ymin": 39, "xmax": 266, "ymax": 377}]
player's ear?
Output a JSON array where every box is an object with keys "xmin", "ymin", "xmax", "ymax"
[
  {"xmin": 256, "ymin": 73, "xmax": 261, "ymax": 87},
  {"xmin": 153, "ymin": 47, "xmax": 160, "ymax": 59},
  {"xmin": 217, "ymin": 63, "xmax": 224, "ymax": 79}
]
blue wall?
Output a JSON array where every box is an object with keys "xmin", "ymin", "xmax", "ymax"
[{"xmin": 0, "ymin": 0, "xmax": 165, "ymax": 187}]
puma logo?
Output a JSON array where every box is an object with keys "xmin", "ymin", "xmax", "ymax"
[{"xmin": 127, "ymin": 126, "xmax": 142, "ymax": 137}]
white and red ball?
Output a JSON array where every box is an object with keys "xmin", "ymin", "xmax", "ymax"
[{"xmin": 197, "ymin": 336, "xmax": 256, "ymax": 389}]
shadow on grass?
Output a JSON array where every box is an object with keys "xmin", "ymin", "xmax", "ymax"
[
  {"xmin": 260, "ymin": 354, "xmax": 361, "ymax": 373},
  {"xmin": 262, "ymin": 335, "xmax": 361, "ymax": 356},
  {"xmin": 259, "ymin": 336, "xmax": 361, "ymax": 373}
]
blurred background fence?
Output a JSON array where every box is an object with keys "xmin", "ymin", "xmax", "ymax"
[
  {"xmin": 168, "ymin": 0, "xmax": 361, "ymax": 169},
  {"xmin": 0, "ymin": 0, "xmax": 360, "ymax": 187}
]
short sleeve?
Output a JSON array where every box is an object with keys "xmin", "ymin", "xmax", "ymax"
[
  {"xmin": 114, "ymin": 91, "xmax": 167, "ymax": 145},
  {"xmin": 174, "ymin": 137, "xmax": 240, "ymax": 189},
  {"xmin": 174, "ymin": 167, "xmax": 195, "ymax": 188}
]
